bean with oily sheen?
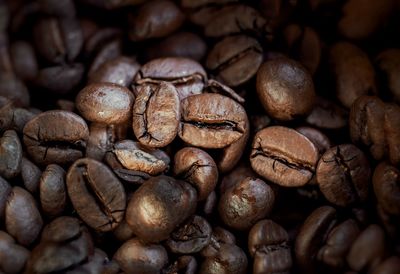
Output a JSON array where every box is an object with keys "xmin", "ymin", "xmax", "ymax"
[
  {"xmin": 126, "ymin": 176, "xmax": 197, "ymax": 243},
  {"xmin": 76, "ymin": 82, "xmax": 134, "ymax": 125},
  {"xmin": 179, "ymin": 93, "xmax": 248, "ymax": 149},
  {"xmin": 250, "ymin": 126, "xmax": 319, "ymax": 187},
  {"xmin": 133, "ymin": 81, "xmax": 180, "ymax": 148},
  {"xmin": 316, "ymin": 144, "xmax": 371, "ymax": 207},
  {"xmin": 0, "ymin": 130, "xmax": 22, "ymax": 179},
  {"xmin": 256, "ymin": 58, "xmax": 316, "ymax": 120},
  {"xmin": 66, "ymin": 158, "xmax": 126, "ymax": 232},
  {"xmin": 218, "ymin": 177, "xmax": 275, "ymax": 230},
  {"xmin": 174, "ymin": 147, "xmax": 218, "ymax": 200}
]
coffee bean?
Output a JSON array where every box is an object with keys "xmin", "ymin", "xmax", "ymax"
[
  {"xmin": 199, "ymin": 243, "xmax": 248, "ymax": 274},
  {"xmin": 306, "ymin": 97, "xmax": 348, "ymax": 129},
  {"xmin": 88, "ymin": 56, "xmax": 140, "ymax": 87},
  {"xmin": 295, "ymin": 206, "xmax": 337, "ymax": 273},
  {"xmin": 218, "ymin": 177, "xmax": 275, "ymax": 230},
  {"xmin": 76, "ymin": 83, "xmax": 134, "ymax": 125},
  {"xmin": 179, "ymin": 93, "xmax": 248, "ymax": 149},
  {"xmin": 66, "ymin": 158, "xmax": 126, "ymax": 232},
  {"xmin": 5, "ymin": 187, "xmax": 43, "ymax": 246},
  {"xmin": 373, "ymin": 162, "xmax": 400, "ymax": 216},
  {"xmin": 375, "ymin": 49, "xmax": 400, "ymax": 103},
  {"xmin": 204, "ymin": 5, "xmax": 266, "ymax": 37},
  {"xmin": 126, "ymin": 175, "xmax": 197, "ymax": 243},
  {"xmin": 347, "ymin": 224, "xmax": 386, "ymax": 272},
  {"xmin": 145, "ymin": 32, "xmax": 207, "ymax": 62},
  {"xmin": 166, "ymin": 215, "xmax": 212, "ymax": 254},
  {"xmin": 23, "ymin": 110, "xmax": 89, "ymax": 166},
  {"xmin": 329, "ymin": 42, "xmax": 376, "ymax": 108},
  {"xmin": 0, "ymin": 74, "xmax": 30, "ymax": 107},
  {"xmin": 88, "ymin": 38, "xmax": 122, "ymax": 77},
  {"xmin": 296, "ymin": 126, "xmax": 332, "ymax": 155},
  {"xmin": 10, "ymin": 40, "xmax": 38, "ymax": 81},
  {"xmin": 109, "ymin": 139, "xmax": 169, "ymax": 175},
  {"xmin": 316, "ymin": 144, "xmax": 371, "ymax": 207},
  {"xmin": 0, "ymin": 230, "xmax": 30, "ymax": 273},
  {"xmin": 135, "ymin": 57, "xmax": 207, "ymax": 99},
  {"xmin": 174, "ymin": 147, "xmax": 218, "ymax": 200},
  {"xmin": 128, "ymin": 0, "xmax": 184, "ymax": 41},
  {"xmin": 201, "ymin": 226, "xmax": 237, "ymax": 258},
  {"xmin": 39, "ymin": 164, "xmax": 67, "ymax": 217},
  {"xmin": 371, "ymin": 256, "xmax": 400, "ymax": 274},
  {"xmin": 21, "ymin": 157, "xmax": 42, "ymax": 193},
  {"xmin": 206, "ymin": 35, "xmax": 263, "ymax": 87},
  {"xmin": 256, "ymin": 58, "xmax": 315, "ymax": 120},
  {"xmin": 114, "ymin": 237, "xmax": 168, "ymax": 273},
  {"xmin": 164, "ymin": 256, "xmax": 197, "ymax": 274},
  {"xmin": 250, "ymin": 126, "xmax": 319, "ymax": 187},
  {"xmin": 248, "ymin": 219, "xmax": 292, "ymax": 274},
  {"xmin": 0, "ymin": 130, "xmax": 22, "ymax": 179},
  {"xmin": 133, "ymin": 81, "xmax": 180, "ymax": 148}
]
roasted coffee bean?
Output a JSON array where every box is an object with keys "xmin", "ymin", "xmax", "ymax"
[
  {"xmin": 21, "ymin": 157, "xmax": 41, "ymax": 193},
  {"xmin": 0, "ymin": 177, "xmax": 11, "ymax": 219},
  {"xmin": 33, "ymin": 16, "xmax": 83, "ymax": 64},
  {"xmin": 0, "ymin": 130, "xmax": 22, "ymax": 179},
  {"xmin": 76, "ymin": 83, "xmax": 134, "ymax": 125},
  {"xmin": 23, "ymin": 110, "xmax": 89, "ymax": 166},
  {"xmin": 295, "ymin": 206, "xmax": 337, "ymax": 273},
  {"xmin": 283, "ymin": 24, "xmax": 321, "ymax": 75},
  {"xmin": 256, "ymin": 58, "xmax": 315, "ymax": 120},
  {"xmin": 371, "ymin": 256, "xmax": 400, "ymax": 274},
  {"xmin": 145, "ymin": 32, "xmax": 207, "ymax": 62},
  {"xmin": 109, "ymin": 139, "xmax": 169, "ymax": 175},
  {"xmin": 126, "ymin": 176, "xmax": 197, "ymax": 243},
  {"xmin": 199, "ymin": 243, "xmax": 248, "ymax": 274},
  {"xmin": 26, "ymin": 216, "xmax": 94, "ymax": 273},
  {"xmin": 39, "ymin": 164, "xmax": 66, "ymax": 217},
  {"xmin": 338, "ymin": 0, "xmax": 394, "ymax": 40},
  {"xmin": 164, "ymin": 256, "xmax": 197, "ymax": 274},
  {"xmin": 296, "ymin": 126, "xmax": 332, "ymax": 155},
  {"xmin": 204, "ymin": 4, "xmax": 266, "ymax": 37},
  {"xmin": 329, "ymin": 42, "xmax": 376, "ymax": 108},
  {"xmin": 201, "ymin": 227, "xmax": 237, "ymax": 258},
  {"xmin": 220, "ymin": 163, "xmax": 257, "ymax": 193},
  {"xmin": 319, "ymin": 219, "xmax": 360, "ymax": 269},
  {"xmin": 38, "ymin": 0, "xmax": 76, "ymax": 17},
  {"xmin": 347, "ymin": 224, "xmax": 386, "ymax": 272},
  {"xmin": 174, "ymin": 147, "xmax": 218, "ymax": 200},
  {"xmin": 251, "ymin": 126, "xmax": 319, "ymax": 187},
  {"xmin": 128, "ymin": 0, "xmax": 184, "ymax": 41},
  {"xmin": 66, "ymin": 158, "xmax": 126, "ymax": 232},
  {"xmin": 113, "ymin": 218, "xmax": 135, "ymax": 242},
  {"xmin": 205, "ymin": 79, "xmax": 245, "ymax": 104},
  {"xmin": 10, "ymin": 40, "xmax": 38, "ymax": 81},
  {"xmin": 306, "ymin": 97, "xmax": 348, "ymax": 129},
  {"xmin": 376, "ymin": 48, "xmax": 400, "ymax": 103},
  {"xmin": 179, "ymin": 93, "xmax": 248, "ymax": 149},
  {"xmin": 166, "ymin": 215, "xmax": 212, "ymax": 254},
  {"xmin": 88, "ymin": 56, "xmax": 140, "ymax": 87},
  {"xmin": 88, "ymin": 38, "xmax": 122, "ymax": 77},
  {"xmin": 34, "ymin": 63, "xmax": 84, "ymax": 95},
  {"xmin": 373, "ymin": 162, "xmax": 400, "ymax": 216},
  {"xmin": 56, "ymin": 99, "xmax": 75, "ymax": 112},
  {"xmin": 248, "ymin": 219, "xmax": 292, "ymax": 274},
  {"xmin": 206, "ymin": 35, "xmax": 263, "ymax": 87},
  {"xmin": 133, "ymin": 81, "xmax": 180, "ymax": 148},
  {"xmin": 0, "ymin": 230, "xmax": 30, "ymax": 274},
  {"xmin": 0, "ymin": 74, "xmax": 30, "ymax": 107},
  {"xmin": 349, "ymin": 95, "xmax": 400, "ymax": 166},
  {"xmin": 135, "ymin": 57, "xmax": 207, "ymax": 99},
  {"xmin": 114, "ymin": 237, "xmax": 168, "ymax": 273},
  {"xmin": 5, "ymin": 187, "xmax": 43, "ymax": 246},
  {"xmin": 316, "ymin": 144, "xmax": 370, "ymax": 207},
  {"xmin": 218, "ymin": 177, "xmax": 275, "ymax": 230}
]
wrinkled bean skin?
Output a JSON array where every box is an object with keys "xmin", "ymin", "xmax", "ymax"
[
  {"xmin": 179, "ymin": 93, "xmax": 248, "ymax": 149},
  {"xmin": 133, "ymin": 82, "xmax": 180, "ymax": 148},
  {"xmin": 250, "ymin": 126, "xmax": 319, "ymax": 187},
  {"xmin": 23, "ymin": 110, "xmax": 89, "ymax": 166},
  {"xmin": 316, "ymin": 144, "xmax": 371, "ymax": 207},
  {"xmin": 66, "ymin": 158, "xmax": 126, "ymax": 232}
]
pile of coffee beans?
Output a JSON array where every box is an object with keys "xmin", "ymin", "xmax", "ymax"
[{"xmin": 0, "ymin": 0, "xmax": 400, "ymax": 273}]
